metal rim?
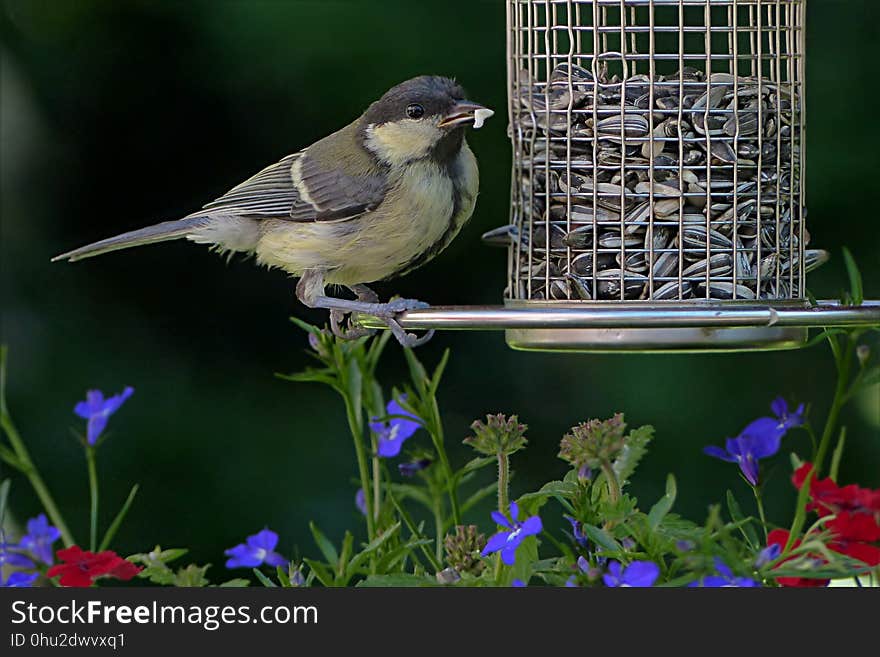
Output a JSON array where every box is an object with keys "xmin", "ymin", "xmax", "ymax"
[{"xmin": 359, "ymin": 300, "xmax": 880, "ymax": 331}]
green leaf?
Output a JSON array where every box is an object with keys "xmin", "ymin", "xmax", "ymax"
[
  {"xmin": 309, "ymin": 522, "xmax": 339, "ymax": 565},
  {"xmin": 0, "ymin": 479, "xmax": 10, "ymax": 527},
  {"xmin": 387, "ymin": 482, "xmax": 433, "ymax": 509},
  {"xmin": 0, "ymin": 445, "xmax": 25, "ymax": 471},
  {"xmin": 647, "ymin": 474, "xmax": 677, "ymax": 530},
  {"xmin": 428, "ymin": 349, "xmax": 451, "ymax": 396},
  {"xmin": 98, "ymin": 483, "xmax": 139, "ymax": 551},
  {"xmin": 356, "ymin": 574, "xmax": 435, "ymax": 587},
  {"xmin": 276, "ymin": 565, "xmax": 292, "ymax": 588},
  {"xmin": 338, "ymin": 531, "xmax": 354, "ymax": 577},
  {"xmin": 403, "ymin": 348, "xmax": 429, "ymax": 396},
  {"xmin": 347, "ymin": 522, "xmax": 401, "ymax": 575},
  {"xmin": 581, "ymin": 523, "xmax": 622, "ymax": 553},
  {"xmin": 173, "ymin": 564, "xmax": 211, "ymax": 587},
  {"xmin": 218, "ymin": 578, "xmax": 250, "ymax": 587},
  {"xmin": 842, "ymin": 247, "xmax": 864, "ymax": 306},
  {"xmin": 252, "ymin": 568, "xmax": 277, "ymax": 588},
  {"xmin": 726, "ymin": 490, "xmax": 759, "ymax": 549},
  {"xmin": 829, "ymin": 426, "xmax": 847, "ymax": 483},
  {"xmin": 861, "ymin": 366, "xmax": 880, "ymax": 388},
  {"xmin": 613, "ymin": 424, "xmax": 654, "ymax": 485},
  {"xmin": 518, "ymin": 480, "xmax": 579, "ymax": 504},
  {"xmin": 508, "ymin": 534, "xmax": 539, "ymax": 586},
  {"xmin": 289, "ymin": 316, "xmax": 322, "ymax": 336},
  {"xmin": 302, "ymin": 558, "xmax": 334, "ymax": 587}
]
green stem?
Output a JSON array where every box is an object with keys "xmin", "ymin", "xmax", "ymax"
[
  {"xmin": 786, "ymin": 334, "xmax": 855, "ymax": 552},
  {"xmin": 497, "ymin": 451, "xmax": 510, "ymax": 513},
  {"xmin": 427, "ymin": 396, "xmax": 460, "ymax": 526},
  {"xmin": 0, "ymin": 415, "xmax": 75, "ymax": 547},
  {"xmin": 342, "ymin": 395, "xmax": 374, "ymax": 542},
  {"xmin": 432, "ymin": 493, "xmax": 444, "ymax": 564},
  {"xmin": 814, "ymin": 337, "xmax": 854, "ymax": 477},
  {"xmin": 86, "ymin": 446, "xmax": 99, "ymax": 552},
  {"xmin": 752, "ymin": 485, "xmax": 769, "ymax": 543}
]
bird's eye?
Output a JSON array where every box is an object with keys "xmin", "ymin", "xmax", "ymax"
[{"xmin": 406, "ymin": 103, "xmax": 425, "ymax": 119}]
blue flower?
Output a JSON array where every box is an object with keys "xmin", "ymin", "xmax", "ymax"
[
  {"xmin": 564, "ymin": 515, "xmax": 588, "ymax": 548},
  {"xmin": 566, "ymin": 556, "xmax": 593, "ymax": 587},
  {"xmin": 511, "ymin": 578, "xmax": 527, "ymax": 587},
  {"xmin": 705, "ymin": 397, "xmax": 804, "ymax": 486},
  {"xmin": 741, "ymin": 397, "xmax": 805, "ymax": 445},
  {"xmin": 20, "ymin": 514, "xmax": 61, "ymax": 565},
  {"xmin": 0, "ymin": 572, "xmax": 38, "ymax": 587},
  {"xmin": 398, "ymin": 458, "xmax": 432, "ymax": 477},
  {"xmin": 370, "ymin": 397, "xmax": 422, "ymax": 458},
  {"xmin": 689, "ymin": 558, "xmax": 761, "ymax": 587},
  {"xmin": 74, "ymin": 386, "xmax": 134, "ymax": 445},
  {"xmin": 289, "ymin": 564, "xmax": 306, "ymax": 587},
  {"xmin": 0, "ymin": 540, "xmax": 34, "ymax": 570},
  {"xmin": 603, "ymin": 560, "xmax": 659, "ymax": 587},
  {"xmin": 481, "ymin": 502, "xmax": 542, "ymax": 566},
  {"xmin": 224, "ymin": 529, "xmax": 287, "ymax": 569},
  {"xmin": 355, "ymin": 488, "xmax": 367, "ymax": 516},
  {"xmin": 755, "ymin": 543, "xmax": 782, "ymax": 568}
]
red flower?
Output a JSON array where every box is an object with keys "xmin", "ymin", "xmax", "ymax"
[
  {"xmin": 790, "ymin": 463, "xmax": 880, "ymax": 567},
  {"xmin": 767, "ymin": 529, "xmax": 829, "ymax": 588},
  {"xmin": 47, "ymin": 546, "xmax": 142, "ymax": 587}
]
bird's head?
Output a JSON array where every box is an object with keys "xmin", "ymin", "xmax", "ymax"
[{"xmin": 360, "ymin": 76, "xmax": 493, "ymax": 166}]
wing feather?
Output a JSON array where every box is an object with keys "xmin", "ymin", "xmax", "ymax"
[{"xmin": 194, "ymin": 148, "xmax": 388, "ymax": 224}]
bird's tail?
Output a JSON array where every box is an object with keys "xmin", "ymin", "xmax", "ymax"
[{"xmin": 51, "ymin": 217, "xmax": 210, "ymax": 262}]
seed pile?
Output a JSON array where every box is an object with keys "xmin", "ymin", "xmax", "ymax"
[{"xmin": 507, "ymin": 63, "xmax": 815, "ymax": 302}]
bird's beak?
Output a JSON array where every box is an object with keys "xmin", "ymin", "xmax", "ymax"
[{"xmin": 438, "ymin": 101, "xmax": 495, "ymax": 129}]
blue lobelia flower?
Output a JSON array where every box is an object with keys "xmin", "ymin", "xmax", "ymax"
[
  {"xmin": 564, "ymin": 515, "xmax": 588, "ymax": 548},
  {"xmin": 704, "ymin": 397, "xmax": 804, "ymax": 486},
  {"xmin": 703, "ymin": 434, "xmax": 777, "ymax": 487},
  {"xmin": 603, "ymin": 560, "xmax": 660, "ymax": 587},
  {"xmin": 0, "ymin": 540, "xmax": 35, "ymax": 570},
  {"xmin": 370, "ymin": 397, "xmax": 422, "ymax": 458},
  {"xmin": 0, "ymin": 571, "xmax": 39, "ymax": 587},
  {"xmin": 481, "ymin": 501, "xmax": 542, "ymax": 566},
  {"xmin": 398, "ymin": 458, "xmax": 432, "ymax": 477},
  {"xmin": 19, "ymin": 514, "xmax": 61, "ymax": 565},
  {"xmin": 689, "ymin": 558, "xmax": 761, "ymax": 587},
  {"xmin": 741, "ymin": 397, "xmax": 805, "ymax": 445},
  {"xmin": 511, "ymin": 579, "xmax": 527, "ymax": 587},
  {"xmin": 355, "ymin": 488, "xmax": 367, "ymax": 516},
  {"xmin": 74, "ymin": 386, "xmax": 134, "ymax": 445},
  {"xmin": 755, "ymin": 543, "xmax": 782, "ymax": 569},
  {"xmin": 224, "ymin": 529, "xmax": 287, "ymax": 569},
  {"xmin": 566, "ymin": 556, "xmax": 593, "ymax": 587}
]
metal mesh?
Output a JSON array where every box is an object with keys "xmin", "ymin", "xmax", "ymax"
[{"xmin": 505, "ymin": 0, "xmax": 807, "ymax": 303}]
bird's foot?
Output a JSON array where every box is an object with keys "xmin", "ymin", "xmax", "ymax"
[
  {"xmin": 383, "ymin": 316, "xmax": 435, "ymax": 348},
  {"xmin": 329, "ymin": 309, "xmax": 376, "ymax": 340}
]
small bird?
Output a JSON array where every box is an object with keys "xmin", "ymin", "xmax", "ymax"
[{"xmin": 53, "ymin": 75, "xmax": 493, "ymax": 347}]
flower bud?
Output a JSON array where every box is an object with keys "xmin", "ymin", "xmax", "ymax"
[
  {"xmin": 559, "ymin": 413, "xmax": 627, "ymax": 470},
  {"xmin": 444, "ymin": 525, "xmax": 488, "ymax": 576},
  {"xmin": 463, "ymin": 414, "xmax": 528, "ymax": 456}
]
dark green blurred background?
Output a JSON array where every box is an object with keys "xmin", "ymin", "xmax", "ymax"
[{"xmin": 1, "ymin": 0, "xmax": 877, "ymax": 567}]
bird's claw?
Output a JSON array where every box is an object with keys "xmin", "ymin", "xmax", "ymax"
[
  {"xmin": 371, "ymin": 297, "xmax": 430, "ymax": 316},
  {"xmin": 329, "ymin": 309, "xmax": 376, "ymax": 340}
]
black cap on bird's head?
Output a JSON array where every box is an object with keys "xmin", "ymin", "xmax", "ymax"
[{"xmin": 360, "ymin": 76, "xmax": 493, "ymax": 165}]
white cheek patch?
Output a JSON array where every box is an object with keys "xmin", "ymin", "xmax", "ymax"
[{"xmin": 472, "ymin": 107, "xmax": 494, "ymax": 129}]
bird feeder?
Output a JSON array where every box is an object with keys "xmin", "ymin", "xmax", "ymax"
[{"xmin": 365, "ymin": 0, "xmax": 880, "ymax": 351}]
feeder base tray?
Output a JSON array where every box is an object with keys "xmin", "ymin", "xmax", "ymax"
[{"xmin": 505, "ymin": 326, "xmax": 808, "ymax": 353}]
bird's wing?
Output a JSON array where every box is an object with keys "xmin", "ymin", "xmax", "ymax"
[{"xmin": 196, "ymin": 150, "xmax": 387, "ymax": 223}]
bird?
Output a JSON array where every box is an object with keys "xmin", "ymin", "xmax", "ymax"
[{"xmin": 53, "ymin": 75, "xmax": 494, "ymax": 347}]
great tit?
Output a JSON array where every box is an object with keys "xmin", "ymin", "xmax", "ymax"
[{"xmin": 53, "ymin": 75, "xmax": 493, "ymax": 347}]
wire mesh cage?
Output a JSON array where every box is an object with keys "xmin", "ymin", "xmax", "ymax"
[{"xmin": 501, "ymin": 0, "xmax": 811, "ymax": 350}]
